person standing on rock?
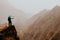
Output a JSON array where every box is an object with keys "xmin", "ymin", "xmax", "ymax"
[{"xmin": 8, "ymin": 16, "xmax": 14, "ymax": 26}]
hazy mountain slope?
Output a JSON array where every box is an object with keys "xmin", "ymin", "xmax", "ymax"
[
  {"xmin": 24, "ymin": 10, "xmax": 48, "ymax": 29},
  {"xmin": 21, "ymin": 6, "xmax": 60, "ymax": 40},
  {"xmin": 0, "ymin": 0, "xmax": 29, "ymax": 23}
]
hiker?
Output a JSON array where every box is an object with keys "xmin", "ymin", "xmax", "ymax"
[{"xmin": 8, "ymin": 16, "xmax": 14, "ymax": 26}]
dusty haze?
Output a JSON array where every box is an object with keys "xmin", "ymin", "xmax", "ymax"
[{"xmin": 0, "ymin": 0, "xmax": 60, "ymax": 40}]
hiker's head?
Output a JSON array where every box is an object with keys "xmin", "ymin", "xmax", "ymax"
[{"xmin": 8, "ymin": 16, "xmax": 14, "ymax": 19}]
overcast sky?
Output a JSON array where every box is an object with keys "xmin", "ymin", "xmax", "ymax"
[{"xmin": 8, "ymin": 0, "xmax": 60, "ymax": 14}]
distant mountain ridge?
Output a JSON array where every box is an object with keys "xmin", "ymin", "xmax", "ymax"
[{"xmin": 21, "ymin": 6, "xmax": 60, "ymax": 40}]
